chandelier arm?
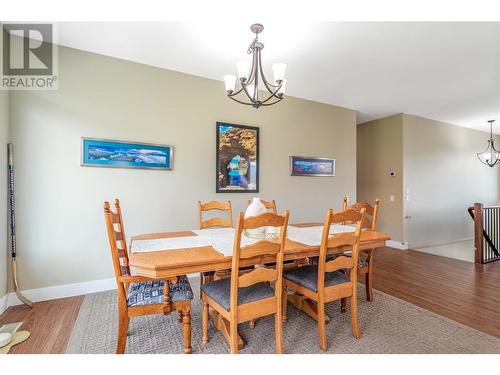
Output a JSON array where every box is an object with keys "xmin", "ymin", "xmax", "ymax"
[
  {"xmin": 227, "ymin": 95, "xmax": 256, "ymax": 106},
  {"xmin": 254, "ymin": 49, "xmax": 260, "ymax": 101},
  {"xmin": 260, "ymin": 97, "xmax": 284, "ymax": 106},
  {"xmin": 259, "ymin": 88, "xmax": 283, "ymax": 105},
  {"xmin": 246, "ymin": 48, "xmax": 257, "ymax": 85},
  {"xmin": 258, "ymin": 50, "xmax": 281, "ymax": 89},
  {"xmin": 227, "ymin": 86, "xmax": 245, "ymax": 97},
  {"xmin": 241, "ymin": 81, "xmax": 256, "ymax": 102}
]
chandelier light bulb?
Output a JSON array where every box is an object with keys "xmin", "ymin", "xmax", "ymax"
[
  {"xmin": 272, "ymin": 63, "xmax": 287, "ymax": 84},
  {"xmin": 237, "ymin": 60, "xmax": 250, "ymax": 81},
  {"xmin": 277, "ymin": 79, "xmax": 287, "ymax": 96},
  {"xmin": 223, "ymin": 75, "xmax": 236, "ymax": 94}
]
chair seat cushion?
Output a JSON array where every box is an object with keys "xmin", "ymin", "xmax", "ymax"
[
  {"xmin": 127, "ymin": 275, "xmax": 193, "ymax": 307},
  {"xmin": 200, "ymin": 277, "xmax": 275, "ymax": 311},
  {"xmin": 283, "ymin": 265, "xmax": 349, "ymax": 292}
]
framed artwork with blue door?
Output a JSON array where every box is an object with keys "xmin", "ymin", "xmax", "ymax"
[
  {"xmin": 81, "ymin": 138, "xmax": 174, "ymax": 170},
  {"xmin": 216, "ymin": 122, "xmax": 259, "ymax": 193}
]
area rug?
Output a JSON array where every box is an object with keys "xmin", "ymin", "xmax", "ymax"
[{"xmin": 66, "ymin": 277, "xmax": 500, "ymax": 354}]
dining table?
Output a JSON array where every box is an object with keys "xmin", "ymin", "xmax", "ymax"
[{"xmin": 128, "ymin": 223, "xmax": 390, "ymax": 349}]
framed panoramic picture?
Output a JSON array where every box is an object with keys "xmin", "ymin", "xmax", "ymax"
[
  {"xmin": 81, "ymin": 138, "xmax": 173, "ymax": 170},
  {"xmin": 290, "ymin": 156, "xmax": 335, "ymax": 177},
  {"xmin": 216, "ymin": 122, "xmax": 259, "ymax": 193}
]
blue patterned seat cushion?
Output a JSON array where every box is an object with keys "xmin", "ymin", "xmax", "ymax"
[
  {"xmin": 200, "ymin": 277, "xmax": 275, "ymax": 311},
  {"xmin": 283, "ymin": 265, "xmax": 349, "ymax": 292},
  {"xmin": 127, "ymin": 275, "xmax": 194, "ymax": 307}
]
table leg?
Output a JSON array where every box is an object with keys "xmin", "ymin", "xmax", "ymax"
[
  {"xmin": 209, "ymin": 309, "xmax": 244, "ymax": 350},
  {"xmin": 287, "ymin": 293, "xmax": 330, "ymax": 324}
]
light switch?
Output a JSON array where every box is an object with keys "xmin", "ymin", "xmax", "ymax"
[{"xmin": 389, "ymin": 194, "xmax": 395, "ymax": 202}]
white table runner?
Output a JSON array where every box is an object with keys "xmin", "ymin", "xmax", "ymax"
[
  {"xmin": 192, "ymin": 227, "xmax": 235, "ymax": 238},
  {"xmin": 287, "ymin": 225, "xmax": 355, "ymax": 246},
  {"xmin": 131, "ymin": 236, "xmax": 213, "ymax": 253},
  {"xmin": 131, "ymin": 225, "xmax": 356, "ymax": 257},
  {"xmin": 131, "ymin": 227, "xmax": 258, "ymax": 257}
]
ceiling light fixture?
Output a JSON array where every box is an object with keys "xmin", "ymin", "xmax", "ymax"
[
  {"xmin": 223, "ymin": 23, "xmax": 286, "ymax": 109},
  {"xmin": 477, "ymin": 120, "xmax": 500, "ymax": 167}
]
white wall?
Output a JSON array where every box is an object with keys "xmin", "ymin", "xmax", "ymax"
[
  {"xmin": 403, "ymin": 114, "xmax": 500, "ymax": 247},
  {"xmin": 9, "ymin": 46, "xmax": 357, "ymax": 290}
]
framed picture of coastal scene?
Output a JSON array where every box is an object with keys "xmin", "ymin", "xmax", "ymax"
[
  {"xmin": 81, "ymin": 138, "xmax": 173, "ymax": 170},
  {"xmin": 216, "ymin": 122, "xmax": 259, "ymax": 193},
  {"xmin": 290, "ymin": 156, "xmax": 335, "ymax": 177}
]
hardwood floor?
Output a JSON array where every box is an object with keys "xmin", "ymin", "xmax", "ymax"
[
  {"xmin": 1, "ymin": 247, "xmax": 499, "ymax": 353},
  {"xmin": 0, "ymin": 295, "xmax": 83, "ymax": 354},
  {"xmin": 371, "ymin": 247, "xmax": 500, "ymax": 339}
]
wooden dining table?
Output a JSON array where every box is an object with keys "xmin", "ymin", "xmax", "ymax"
[{"xmin": 129, "ymin": 223, "xmax": 390, "ymax": 349}]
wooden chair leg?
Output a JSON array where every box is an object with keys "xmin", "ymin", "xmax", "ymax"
[
  {"xmin": 317, "ymin": 300, "xmax": 328, "ymax": 351},
  {"xmin": 202, "ymin": 300, "xmax": 209, "ymax": 344},
  {"xmin": 282, "ymin": 285, "xmax": 288, "ymax": 322},
  {"xmin": 365, "ymin": 272, "xmax": 373, "ymax": 301},
  {"xmin": 275, "ymin": 311, "xmax": 283, "ymax": 354},
  {"xmin": 178, "ymin": 311, "xmax": 183, "ymax": 323},
  {"xmin": 229, "ymin": 320, "xmax": 239, "ymax": 354},
  {"xmin": 350, "ymin": 296, "xmax": 361, "ymax": 339},
  {"xmin": 181, "ymin": 308, "xmax": 192, "ymax": 354},
  {"xmin": 341, "ymin": 297, "xmax": 347, "ymax": 313},
  {"xmin": 117, "ymin": 306, "xmax": 129, "ymax": 354},
  {"xmin": 366, "ymin": 252, "xmax": 374, "ymax": 301}
]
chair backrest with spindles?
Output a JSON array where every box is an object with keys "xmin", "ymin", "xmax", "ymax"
[
  {"xmin": 103, "ymin": 199, "xmax": 130, "ymax": 281},
  {"xmin": 198, "ymin": 200, "xmax": 233, "ymax": 229},
  {"xmin": 342, "ymin": 196, "xmax": 380, "ymax": 230},
  {"xmin": 230, "ymin": 211, "xmax": 290, "ymax": 317},
  {"xmin": 317, "ymin": 208, "xmax": 365, "ymax": 292}
]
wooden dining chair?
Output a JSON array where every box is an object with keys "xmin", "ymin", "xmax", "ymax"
[
  {"xmin": 198, "ymin": 200, "xmax": 233, "ymax": 229},
  {"xmin": 342, "ymin": 196, "xmax": 380, "ymax": 301},
  {"xmin": 104, "ymin": 199, "xmax": 194, "ymax": 354},
  {"xmin": 282, "ymin": 208, "xmax": 365, "ymax": 351},
  {"xmin": 200, "ymin": 210, "xmax": 290, "ymax": 353},
  {"xmin": 247, "ymin": 198, "xmax": 277, "ymax": 213},
  {"xmin": 197, "ymin": 200, "xmax": 234, "ymax": 287}
]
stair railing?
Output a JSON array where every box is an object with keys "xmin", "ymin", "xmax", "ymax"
[{"xmin": 468, "ymin": 203, "xmax": 500, "ymax": 264}]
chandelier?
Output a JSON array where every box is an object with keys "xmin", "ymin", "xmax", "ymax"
[
  {"xmin": 223, "ymin": 24, "xmax": 286, "ymax": 108},
  {"xmin": 477, "ymin": 120, "xmax": 500, "ymax": 167}
]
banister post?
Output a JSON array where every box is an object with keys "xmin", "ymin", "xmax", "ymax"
[{"xmin": 473, "ymin": 203, "xmax": 484, "ymax": 264}]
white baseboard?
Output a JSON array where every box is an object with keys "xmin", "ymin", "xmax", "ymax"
[
  {"xmin": 385, "ymin": 240, "xmax": 409, "ymax": 250},
  {"xmin": 6, "ymin": 278, "xmax": 117, "ymax": 308},
  {"xmin": 0, "ymin": 294, "xmax": 8, "ymax": 315}
]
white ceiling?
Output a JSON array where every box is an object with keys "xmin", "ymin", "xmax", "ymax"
[{"xmin": 54, "ymin": 22, "xmax": 500, "ymax": 133}]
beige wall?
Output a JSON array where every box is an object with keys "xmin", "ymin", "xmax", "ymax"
[
  {"xmin": 9, "ymin": 46, "xmax": 357, "ymax": 290},
  {"xmin": 358, "ymin": 113, "xmax": 500, "ymax": 248},
  {"xmin": 357, "ymin": 114, "xmax": 405, "ymax": 242},
  {"xmin": 402, "ymin": 114, "xmax": 499, "ymax": 247},
  {"xmin": 0, "ymin": 90, "xmax": 8, "ymax": 300}
]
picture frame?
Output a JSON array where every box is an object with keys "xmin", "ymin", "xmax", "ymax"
[
  {"xmin": 216, "ymin": 122, "xmax": 259, "ymax": 193},
  {"xmin": 81, "ymin": 138, "xmax": 174, "ymax": 170},
  {"xmin": 290, "ymin": 156, "xmax": 335, "ymax": 177}
]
